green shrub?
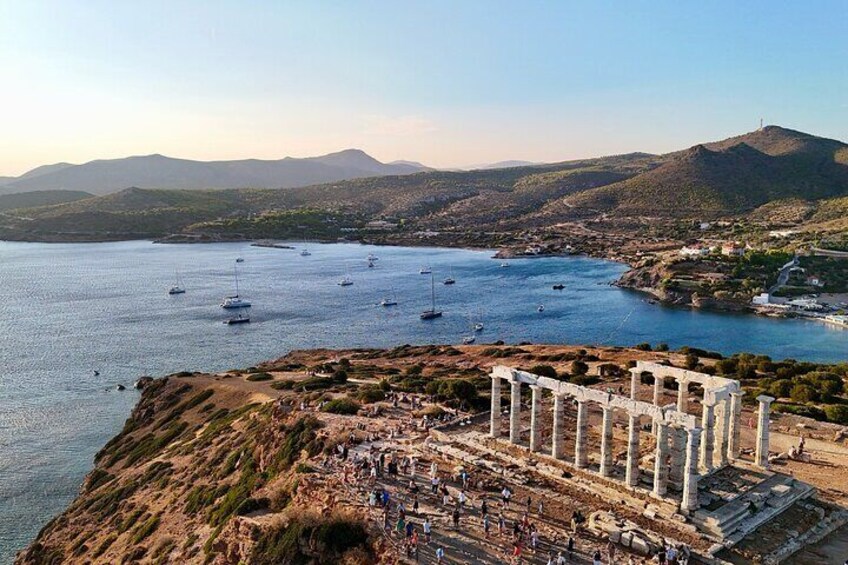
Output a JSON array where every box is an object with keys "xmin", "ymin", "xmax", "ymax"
[
  {"xmin": 769, "ymin": 379, "xmax": 793, "ymax": 399},
  {"xmin": 790, "ymin": 384, "xmax": 818, "ymax": 403},
  {"xmin": 131, "ymin": 514, "xmax": 160, "ymax": 544},
  {"xmin": 773, "ymin": 403, "xmax": 826, "ymax": 420},
  {"xmin": 635, "ymin": 343, "xmax": 652, "ymax": 351},
  {"xmin": 246, "ymin": 373, "xmax": 273, "ymax": 382},
  {"xmin": 332, "ymin": 370, "xmax": 348, "ymax": 383},
  {"xmin": 356, "ymin": 386, "xmax": 385, "ymax": 404},
  {"xmin": 570, "ymin": 360, "xmax": 589, "ymax": 376},
  {"xmin": 529, "ymin": 365, "xmax": 557, "ymax": 379},
  {"xmin": 825, "ymin": 404, "xmax": 848, "ymax": 425},
  {"xmin": 570, "ymin": 374, "xmax": 600, "ymax": 386},
  {"xmin": 321, "ymin": 397, "xmax": 361, "ymax": 415}
]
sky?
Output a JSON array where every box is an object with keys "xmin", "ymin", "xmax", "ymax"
[{"xmin": 0, "ymin": 1, "xmax": 847, "ymax": 176}]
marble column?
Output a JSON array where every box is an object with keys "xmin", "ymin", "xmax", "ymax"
[
  {"xmin": 715, "ymin": 398, "xmax": 731, "ymax": 468},
  {"xmin": 653, "ymin": 421, "xmax": 670, "ymax": 497},
  {"xmin": 669, "ymin": 428, "xmax": 686, "ymax": 484},
  {"xmin": 529, "ymin": 385, "xmax": 542, "ymax": 452},
  {"xmin": 680, "ymin": 427, "xmax": 702, "ymax": 514},
  {"xmin": 652, "ymin": 376, "xmax": 663, "ymax": 434},
  {"xmin": 625, "ymin": 413, "xmax": 641, "ymax": 487},
  {"xmin": 755, "ymin": 395, "xmax": 774, "ymax": 469},
  {"xmin": 490, "ymin": 375, "xmax": 501, "ymax": 438},
  {"xmin": 677, "ymin": 379, "xmax": 688, "ymax": 413},
  {"xmin": 699, "ymin": 402, "xmax": 715, "ymax": 473},
  {"xmin": 630, "ymin": 369, "xmax": 641, "ymax": 400},
  {"xmin": 600, "ymin": 406, "xmax": 614, "ymax": 477},
  {"xmin": 551, "ymin": 393, "xmax": 565, "ymax": 459},
  {"xmin": 509, "ymin": 378, "xmax": 522, "ymax": 444},
  {"xmin": 727, "ymin": 391, "xmax": 743, "ymax": 461},
  {"xmin": 575, "ymin": 400, "xmax": 588, "ymax": 468}
]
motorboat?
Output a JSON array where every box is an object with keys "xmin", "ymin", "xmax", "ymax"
[
  {"xmin": 552, "ymin": 284, "xmax": 565, "ymax": 290},
  {"xmin": 300, "ymin": 249, "xmax": 311, "ymax": 256},
  {"xmin": 224, "ymin": 313, "xmax": 250, "ymax": 325},
  {"xmin": 537, "ymin": 304, "xmax": 545, "ymax": 312},
  {"xmin": 419, "ymin": 266, "xmax": 432, "ymax": 274},
  {"xmin": 236, "ymin": 257, "xmax": 244, "ymax": 263},
  {"xmin": 380, "ymin": 298, "xmax": 398, "ymax": 307},
  {"xmin": 462, "ymin": 335, "xmax": 476, "ymax": 345},
  {"xmin": 338, "ymin": 276, "xmax": 354, "ymax": 286},
  {"xmin": 500, "ymin": 262, "xmax": 510, "ymax": 268},
  {"xmin": 473, "ymin": 322, "xmax": 484, "ymax": 332}
]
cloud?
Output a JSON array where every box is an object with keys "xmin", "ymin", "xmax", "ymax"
[{"xmin": 364, "ymin": 114, "xmax": 438, "ymax": 136}]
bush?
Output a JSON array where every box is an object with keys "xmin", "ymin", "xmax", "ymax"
[
  {"xmin": 321, "ymin": 398, "xmax": 361, "ymax": 415},
  {"xmin": 769, "ymin": 379, "xmax": 793, "ymax": 399},
  {"xmin": 246, "ymin": 373, "xmax": 273, "ymax": 382},
  {"xmin": 332, "ymin": 370, "xmax": 348, "ymax": 384},
  {"xmin": 442, "ymin": 379, "xmax": 478, "ymax": 403},
  {"xmin": 684, "ymin": 354, "xmax": 699, "ymax": 370},
  {"xmin": 635, "ymin": 343, "xmax": 652, "ymax": 351},
  {"xmin": 570, "ymin": 360, "xmax": 589, "ymax": 376},
  {"xmin": 773, "ymin": 403, "xmax": 826, "ymax": 421},
  {"xmin": 569, "ymin": 374, "xmax": 600, "ymax": 386},
  {"xmin": 790, "ymin": 384, "xmax": 818, "ymax": 403},
  {"xmin": 655, "ymin": 343, "xmax": 669, "ymax": 352},
  {"xmin": 356, "ymin": 386, "xmax": 386, "ymax": 404},
  {"xmin": 529, "ymin": 365, "xmax": 558, "ymax": 379},
  {"xmin": 825, "ymin": 404, "xmax": 848, "ymax": 425}
]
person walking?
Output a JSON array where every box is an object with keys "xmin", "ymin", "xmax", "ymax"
[
  {"xmin": 452, "ymin": 507, "xmax": 460, "ymax": 529},
  {"xmin": 435, "ymin": 546, "xmax": 445, "ymax": 564},
  {"xmin": 483, "ymin": 513, "xmax": 491, "ymax": 538},
  {"xmin": 422, "ymin": 517, "xmax": 432, "ymax": 544},
  {"xmin": 593, "ymin": 548, "xmax": 602, "ymax": 565}
]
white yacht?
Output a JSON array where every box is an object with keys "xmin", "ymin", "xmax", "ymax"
[
  {"xmin": 367, "ymin": 253, "xmax": 379, "ymax": 261},
  {"xmin": 168, "ymin": 271, "xmax": 186, "ymax": 294},
  {"xmin": 338, "ymin": 275, "xmax": 354, "ymax": 286},
  {"xmin": 500, "ymin": 262, "xmax": 510, "ymax": 268},
  {"xmin": 380, "ymin": 297, "xmax": 398, "ymax": 306},
  {"xmin": 300, "ymin": 249, "xmax": 311, "ymax": 256},
  {"xmin": 224, "ymin": 313, "xmax": 250, "ymax": 325},
  {"xmin": 419, "ymin": 266, "xmax": 432, "ymax": 274},
  {"xmin": 473, "ymin": 322, "xmax": 484, "ymax": 332},
  {"xmin": 221, "ymin": 264, "xmax": 251, "ymax": 309},
  {"xmin": 462, "ymin": 335, "xmax": 476, "ymax": 345}
]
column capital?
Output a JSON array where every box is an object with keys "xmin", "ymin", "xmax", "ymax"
[
  {"xmin": 756, "ymin": 394, "xmax": 775, "ymax": 405},
  {"xmin": 687, "ymin": 426, "xmax": 703, "ymax": 439},
  {"xmin": 629, "ymin": 368, "xmax": 642, "ymax": 375},
  {"xmin": 529, "ymin": 383, "xmax": 544, "ymax": 391},
  {"xmin": 730, "ymin": 391, "xmax": 745, "ymax": 399}
]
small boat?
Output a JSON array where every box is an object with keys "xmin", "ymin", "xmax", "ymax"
[
  {"xmin": 420, "ymin": 274, "xmax": 443, "ymax": 320},
  {"xmin": 537, "ymin": 304, "xmax": 545, "ymax": 312},
  {"xmin": 236, "ymin": 257, "xmax": 244, "ymax": 263},
  {"xmin": 221, "ymin": 265, "xmax": 251, "ymax": 308},
  {"xmin": 419, "ymin": 266, "xmax": 432, "ymax": 274},
  {"xmin": 168, "ymin": 270, "xmax": 186, "ymax": 294},
  {"xmin": 338, "ymin": 276, "xmax": 354, "ymax": 286},
  {"xmin": 367, "ymin": 253, "xmax": 379, "ymax": 261},
  {"xmin": 300, "ymin": 249, "xmax": 311, "ymax": 256},
  {"xmin": 462, "ymin": 335, "xmax": 476, "ymax": 345},
  {"xmin": 552, "ymin": 284, "xmax": 565, "ymax": 290},
  {"xmin": 224, "ymin": 313, "xmax": 250, "ymax": 325},
  {"xmin": 473, "ymin": 322, "xmax": 484, "ymax": 332},
  {"xmin": 500, "ymin": 262, "xmax": 510, "ymax": 268},
  {"xmin": 380, "ymin": 298, "xmax": 398, "ymax": 307}
]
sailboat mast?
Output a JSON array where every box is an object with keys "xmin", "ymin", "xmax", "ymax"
[
  {"xmin": 431, "ymin": 273, "xmax": 436, "ymax": 310},
  {"xmin": 234, "ymin": 264, "xmax": 240, "ymax": 296}
]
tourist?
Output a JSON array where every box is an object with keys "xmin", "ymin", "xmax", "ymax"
[
  {"xmin": 452, "ymin": 507, "xmax": 460, "ymax": 529},
  {"xmin": 556, "ymin": 551, "xmax": 567, "ymax": 565},
  {"xmin": 593, "ymin": 548, "xmax": 602, "ymax": 565},
  {"xmin": 396, "ymin": 514, "xmax": 405, "ymax": 536},
  {"xmin": 498, "ymin": 513, "xmax": 506, "ymax": 536},
  {"xmin": 526, "ymin": 495, "xmax": 532, "ymax": 513},
  {"xmin": 458, "ymin": 489, "xmax": 467, "ymax": 506},
  {"xmin": 412, "ymin": 494, "xmax": 419, "ymax": 515},
  {"xmin": 422, "ymin": 517, "xmax": 432, "ymax": 543},
  {"xmin": 435, "ymin": 546, "xmax": 445, "ymax": 564},
  {"xmin": 512, "ymin": 542, "xmax": 523, "ymax": 564},
  {"xmin": 431, "ymin": 474, "xmax": 439, "ymax": 494},
  {"xmin": 481, "ymin": 498, "xmax": 489, "ymax": 517},
  {"xmin": 483, "ymin": 513, "xmax": 491, "ymax": 537},
  {"xmin": 656, "ymin": 544, "xmax": 667, "ymax": 564},
  {"xmin": 546, "ymin": 551, "xmax": 555, "ymax": 565},
  {"xmin": 405, "ymin": 520, "xmax": 414, "ymax": 539},
  {"xmin": 502, "ymin": 486, "xmax": 512, "ymax": 509},
  {"xmin": 537, "ymin": 498, "xmax": 544, "ymax": 515},
  {"xmin": 666, "ymin": 543, "xmax": 677, "ymax": 564},
  {"xmin": 368, "ymin": 490, "xmax": 377, "ymax": 507},
  {"xmin": 530, "ymin": 527, "xmax": 538, "ymax": 553},
  {"xmin": 567, "ymin": 535, "xmax": 575, "ymax": 560},
  {"xmin": 607, "ymin": 538, "xmax": 617, "ymax": 563}
]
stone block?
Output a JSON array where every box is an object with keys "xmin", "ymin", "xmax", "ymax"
[
  {"xmin": 620, "ymin": 531, "xmax": 633, "ymax": 548},
  {"xmin": 630, "ymin": 536, "xmax": 650, "ymax": 555}
]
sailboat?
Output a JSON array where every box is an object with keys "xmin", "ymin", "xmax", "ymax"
[
  {"xmin": 443, "ymin": 267, "xmax": 455, "ymax": 285},
  {"xmin": 168, "ymin": 271, "xmax": 186, "ymax": 295},
  {"xmin": 221, "ymin": 264, "xmax": 251, "ymax": 309},
  {"xmin": 420, "ymin": 274, "xmax": 443, "ymax": 320},
  {"xmin": 300, "ymin": 248, "xmax": 311, "ymax": 256},
  {"xmin": 462, "ymin": 335, "xmax": 476, "ymax": 344},
  {"xmin": 380, "ymin": 297, "xmax": 398, "ymax": 306},
  {"xmin": 338, "ymin": 266, "xmax": 353, "ymax": 286},
  {"xmin": 419, "ymin": 265, "xmax": 432, "ymax": 274}
]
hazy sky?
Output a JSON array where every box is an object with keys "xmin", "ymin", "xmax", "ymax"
[{"xmin": 1, "ymin": 1, "xmax": 847, "ymax": 175}]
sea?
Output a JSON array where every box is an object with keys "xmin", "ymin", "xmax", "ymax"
[{"xmin": 0, "ymin": 240, "xmax": 846, "ymax": 562}]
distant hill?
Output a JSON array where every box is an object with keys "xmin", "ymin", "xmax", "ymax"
[
  {"xmin": 0, "ymin": 150, "xmax": 430, "ymax": 196},
  {"xmin": 0, "ymin": 190, "xmax": 92, "ymax": 212},
  {"xmin": 0, "ymin": 176, "xmax": 14, "ymax": 186},
  {"xmin": 4, "ymin": 126, "xmax": 848, "ymax": 240},
  {"xmin": 563, "ymin": 126, "xmax": 848, "ymax": 218}
]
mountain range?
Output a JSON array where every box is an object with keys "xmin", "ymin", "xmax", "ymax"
[
  {"xmin": 0, "ymin": 150, "xmax": 431, "ymax": 196},
  {"xmin": 2, "ymin": 126, "xmax": 847, "ymax": 241}
]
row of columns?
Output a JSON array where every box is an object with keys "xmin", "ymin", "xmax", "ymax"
[
  {"xmin": 490, "ymin": 375, "xmax": 701, "ymax": 513},
  {"xmin": 630, "ymin": 369, "xmax": 754, "ymax": 473}
]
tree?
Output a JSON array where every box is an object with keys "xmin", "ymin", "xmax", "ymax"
[
  {"xmin": 332, "ymin": 370, "xmax": 348, "ymax": 384},
  {"xmin": 529, "ymin": 365, "xmax": 558, "ymax": 379},
  {"xmin": 570, "ymin": 360, "xmax": 589, "ymax": 376},
  {"xmin": 768, "ymin": 379, "xmax": 792, "ymax": 399},
  {"xmin": 790, "ymin": 384, "xmax": 817, "ymax": 404},
  {"xmin": 684, "ymin": 354, "xmax": 699, "ymax": 370},
  {"xmin": 447, "ymin": 379, "xmax": 478, "ymax": 404}
]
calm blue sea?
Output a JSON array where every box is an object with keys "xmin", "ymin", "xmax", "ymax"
[{"xmin": 0, "ymin": 240, "xmax": 846, "ymax": 562}]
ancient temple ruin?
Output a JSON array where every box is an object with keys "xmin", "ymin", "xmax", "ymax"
[{"xmin": 489, "ymin": 361, "xmax": 775, "ymax": 516}]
